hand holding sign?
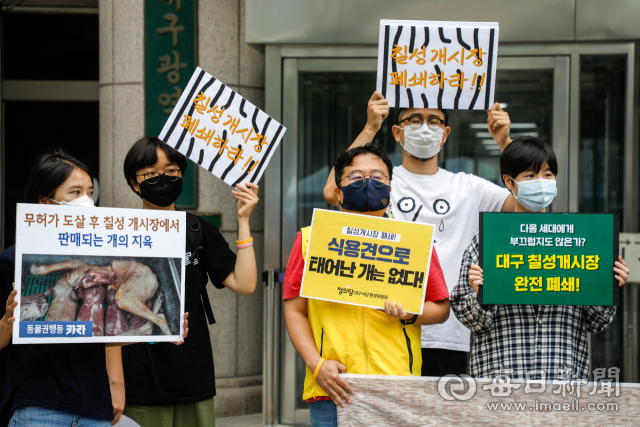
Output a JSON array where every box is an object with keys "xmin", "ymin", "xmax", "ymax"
[
  {"xmin": 232, "ymin": 182, "xmax": 259, "ymax": 221},
  {"xmin": 487, "ymin": 102, "xmax": 511, "ymax": 146},
  {"xmin": 614, "ymin": 256, "xmax": 629, "ymax": 287},
  {"xmin": 469, "ymin": 264, "xmax": 484, "ymax": 294},
  {"xmin": 366, "ymin": 91, "xmax": 390, "ymax": 133}
]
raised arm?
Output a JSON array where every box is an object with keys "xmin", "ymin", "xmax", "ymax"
[
  {"xmin": 323, "ymin": 91, "xmax": 390, "ymax": 206},
  {"xmin": 222, "ymin": 183, "xmax": 259, "ymax": 295},
  {"xmin": 487, "ymin": 102, "xmax": 512, "ymax": 152}
]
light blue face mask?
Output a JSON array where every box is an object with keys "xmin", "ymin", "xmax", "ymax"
[{"xmin": 510, "ymin": 177, "xmax": 557, "ymax": 212}]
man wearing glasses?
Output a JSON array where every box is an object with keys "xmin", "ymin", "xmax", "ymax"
[
  {"xmin": 285, "ymin": 143, "xmax": 450, "ymax": 426},
  {"xmin": 323, "ymin": 92, "xmax": 514, "ymax": 378}
]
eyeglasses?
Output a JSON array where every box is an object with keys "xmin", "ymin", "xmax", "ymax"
[
  {"xmin": 136, "ymin": 169, "xmax": 181, "ymax": 184},
  {"xmin": 398, "ymin": 116, "xmax": 446, "ymax": 131},
  {"xmin": 340, "ymin": 174, "xmax": 389, "ymax": 188}
]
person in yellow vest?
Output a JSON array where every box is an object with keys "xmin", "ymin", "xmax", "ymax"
[{"xmin": 283, "ymin": 143, "xmax": 450, "ymax": 427}]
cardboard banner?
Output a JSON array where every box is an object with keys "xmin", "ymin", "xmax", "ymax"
[
  {"xmin": 300, "ymin": 209, "xmax": 435, "ymax": 314},
  {"xmin": 479, "ymin": 213, "xmax": 618, "ymax": 306},
  {"xmin": 376, "ymin": 20, "xmax": 499, "ymax": 110},
  {"xmin": 337, "ymin": 373, "xmax": 636, "ymax": 426},
  {"xmin": 159, "ymin": 66, "xmax": 286, "ymax": 188},
  {"xmin": 13, "ymin": 204, "xmax": 186, "ymax": 344}
]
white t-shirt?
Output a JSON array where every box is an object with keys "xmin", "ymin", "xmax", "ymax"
[{"xmin": 390, "ymin": 166, "xmax": 510, "ymax": 352}]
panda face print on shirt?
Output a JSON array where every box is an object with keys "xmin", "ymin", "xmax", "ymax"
[{"xmin": 395, "ymin": 197, "xmax": 451, "ymax": 234}]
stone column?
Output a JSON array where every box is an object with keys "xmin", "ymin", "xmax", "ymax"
[
  {"xmin": 198, "ymin": 0, "xmax": 265, "ymax": 417},
  {"xmin": 99, "ymin": 0, "xmax": 146, "ymax": 209},
  {"xmin": 99, "ymin": 0, "xmax": 265, "ymax": 417}
]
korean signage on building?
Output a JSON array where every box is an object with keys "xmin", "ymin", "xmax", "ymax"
[
  {"xmin": 13, "ymin": 204, "xmax": 186, "ymax": 344},
  {"xmin": 480, "ymin": 213, "xmax": 618, "ymax": 306},
  {"xmin": 300, "ymin": 209, "xmax": 435, "ymax": 314},
  {"xmin": 146, "ymin": 0, "xmax": 197, "ymax": 207},
  {"xmin": 376, "ymin": 20, "xmax": 499, "ymax": 110}
]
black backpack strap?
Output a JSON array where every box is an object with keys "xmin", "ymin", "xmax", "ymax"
[{"xmin": 186, "ymin": 214, "xmax": 216, "ymax": 325}]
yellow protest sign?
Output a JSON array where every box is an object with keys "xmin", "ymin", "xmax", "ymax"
[{"xmin": 300, "ymin": 209, "xmax": 435, "ymax": 314}]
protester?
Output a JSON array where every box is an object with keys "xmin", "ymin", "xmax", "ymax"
[
  {"xmin": 286, "ymin": 143, "xmax": 450, "ymax": 427},
  {"xmin": 120, "ymin": 137, "xmax": 259, "ymax": 427},
  {"xmin": 323, "ymin": 92, "xmax": 514, "ymax": 376},
  {"xmin": 0, "ymin": 148, "xmax": 123, "ymax": 426},
  {"xmin": 450, "ymin": 136, "xmax": 630, "ymax": 380}
]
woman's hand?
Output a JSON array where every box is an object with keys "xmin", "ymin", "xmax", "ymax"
[
  {"xmin": 0, "ymin": 289, "xmax": 17, "ymax": 350},
  {"xmin": 1, "ymin": 289, "xmax": 17, "ymax": 330},
  {"xmin": 615, "ymin": 256, "xmax": 629, "ymax": 287},
  {"xmin": 232, "ymin": 183, "xmax": 259, "ymax": 221},
  {"xmin": 172, "ymin": 312, "xmax": 189, "ymax": 345},
  {"xmin": 469, "ymin": 264, "xmax": 483, "ymax": 294}
]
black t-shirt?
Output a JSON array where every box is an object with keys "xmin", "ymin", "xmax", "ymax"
[
  {"xmin": 122, "ymin": 214, "xmax": 237, "ymax": 406},
  {"xmin": 0, "ymin": 245, "xmax": 114, "ymax": 426}
]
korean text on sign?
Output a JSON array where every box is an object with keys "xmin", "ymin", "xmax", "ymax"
[
  {"xmin": 376, "ymin": 20, "xmax": 499, "ymax": 110},
  {"xmin": 300, "ymin": 209, "xmax": 435, "ymax": 314},
  {"xmin": 159, "ymin": 67, "xmax": 286, "ymax": 188}
]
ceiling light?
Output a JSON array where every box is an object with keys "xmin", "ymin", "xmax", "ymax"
[
  {"xmin": 513, "ymin": 132, "xmax": 539, "ymax": 137},
  {"xmin": 469, "ymin": 123, "xmax": 487, "ymax": 129}
]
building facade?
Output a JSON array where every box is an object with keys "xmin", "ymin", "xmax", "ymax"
[{"xmin": 1, "ymin": 0, "xmax": 640, "ymax": 424}]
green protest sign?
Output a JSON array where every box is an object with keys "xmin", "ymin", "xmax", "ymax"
[
  {"xmin": 479, "ymin": 213, "xmax": 619, "ymax": 306},
  {"xmin": 145, "ymin": 0, "xmax": 197, "ymax": 208}
]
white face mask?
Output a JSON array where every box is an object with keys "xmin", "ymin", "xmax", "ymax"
[
  {"xmin": 50, "ymin": 195, "xmax": 95, "ymax": 208},
  {"xmin": 400, "ymin": 123, "xmax": 444, "ymax": 159}
]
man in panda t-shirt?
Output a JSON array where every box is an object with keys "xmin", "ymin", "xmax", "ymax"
[{"xmin": 323, "ymin": 91, "xmax": 514, "ymax": 376}]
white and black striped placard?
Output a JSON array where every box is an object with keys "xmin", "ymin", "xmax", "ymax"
[
  {"xmin": 159, "ymin": 67, "xmax": 286, "ymax": 187},
  {"xmin": 376, "ymin": 20, "xmax": 499, "ymax": 110}
]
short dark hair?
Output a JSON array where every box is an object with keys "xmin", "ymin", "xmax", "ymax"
[
  {"xmin": 24, "ymin": 148, "xmax": 94, "ymax": 204},
  {"xmin": 397, "ymin": 108, "xmax": 448, "ymax": 126},
  {"xmin": 123, "ymin": 137, "xmax": 188, "ymax": 194},
  {"xmin": 334, "ymin": 142, "xmax": 393, "ymax": 187},
  {"xmin": 500, "ymin": 136, "xmax": 558, "ymax": 186}
]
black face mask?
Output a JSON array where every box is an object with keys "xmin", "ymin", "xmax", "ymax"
[
  {"xmin": 340, "ymin": 179, "xmax": 391, "ymax": 212},
  {"xmin": 137, "ymin": 176, "xmax": 183, "ymax": 208}
]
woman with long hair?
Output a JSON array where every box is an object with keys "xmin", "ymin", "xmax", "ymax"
[{"xmin": 0, "ymin": 148, "xmax": 124, "ymax": 426}]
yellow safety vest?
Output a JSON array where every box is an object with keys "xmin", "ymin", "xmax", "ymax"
[{"xmin": 300, "ymin": 226, "xmax": 422, "ymax": 401}]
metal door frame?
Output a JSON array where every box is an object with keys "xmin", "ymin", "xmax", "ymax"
[{"xmin": 263, "ymin": 42, "xmax": 639, "ymax": 425}]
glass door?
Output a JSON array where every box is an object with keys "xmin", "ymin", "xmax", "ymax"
[{"xmin": 278, "ymin": 55, "xmax": 570, "ymax": 425}]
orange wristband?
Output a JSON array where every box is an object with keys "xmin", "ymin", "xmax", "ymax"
[
  {"xmin": 236, "ymin": 237, "xmax": 254, "ymax": 245},
  {"xmin": 312, "ymin": 358, "xmax": 326, "ymax": 380}
]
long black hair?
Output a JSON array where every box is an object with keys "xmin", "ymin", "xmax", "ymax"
[{"xmin": 24, "ymin": 148, "xmax": 94, "ymax": 204}]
